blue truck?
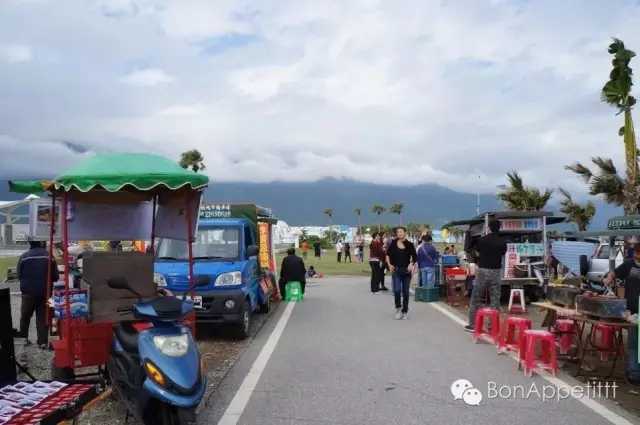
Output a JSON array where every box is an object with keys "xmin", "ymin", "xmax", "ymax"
[{"xmin": 153, "ymin": 204, "xmax": 278, "ymax": 338}]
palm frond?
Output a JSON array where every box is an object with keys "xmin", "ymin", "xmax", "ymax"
[
  {"xmin": 592, "ymin": 156, "xmax": 618, "ymax": 175},
  {"xmin": 565, "ymin": 162, "xmax": 593, "ymax": 183}
]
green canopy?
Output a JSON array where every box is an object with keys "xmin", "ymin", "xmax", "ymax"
[
  {"xmin": 10, "ymin": 153, "xmax": 209, "ymax": 193},
  {"xmin": 8, "ymin": 180, "xmax": 52, "ymax": 194}
]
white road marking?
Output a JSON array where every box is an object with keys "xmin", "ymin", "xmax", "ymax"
[
  {"xmin": 217, "ymin": 301, "xmax": 296, "ymax": 425},
  {"xmin": 428, "ymin": 301, "xmax": 637, "ymax": 425}
]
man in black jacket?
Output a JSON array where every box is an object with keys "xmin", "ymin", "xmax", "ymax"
[
  {"xmin": 279, "ymin": 248, "xmax": 307, "ymax": 298},
  {"xmin": 465, "ymin": 220, "xmax": 507, "ymax": 332},
  {"xmin": 18, "ymin": 241, "xmax": 59, "ymax": 348}
]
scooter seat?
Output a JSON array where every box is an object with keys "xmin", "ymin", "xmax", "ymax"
[{"xmin": 115, "ymin": 322, "xmax": 139, "ymax": 353}]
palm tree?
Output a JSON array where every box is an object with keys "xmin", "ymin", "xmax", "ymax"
[
  {"xmin": 353, "ymin": 208, "xmax": 362, "ymax": 234},
  {"xmin": 323, "ymin": 208, "xmax": 334, "ymax": 242},
  {"xmin": 371, "ymin": 204, "xmax": 386, "ymax": 231},
  {"xmin": 389, "ymin": 203, "xmax": 404, "ymax": 224},
  {"xmin": 497, "ymin": 171, "xmax": 553, "ymax": 211},
  {"xmin": 558, "ymin": 188, "xmax": 596, "ymax": 231},
  {"xmin": 568, "ymin": 39, "xmax": 640, "ymax": 214},
  {"xmin": 179, "ymin": 150, "xmax": 206, "ymax": 172}
]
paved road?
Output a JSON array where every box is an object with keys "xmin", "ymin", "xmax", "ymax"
[{"xmin": 203, "ymin": 277, "xmax": 639, "ymax": 425}]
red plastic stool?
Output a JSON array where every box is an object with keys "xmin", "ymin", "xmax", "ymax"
[
  {"xmin": 473, "ymin": 307, "xmax": 501, "ymax": 345},
  {"xmin": 591, "ymin": 324, "xmax": 620, "ymax": 361},
  {"xmin": 507, "ymin": 288, "xmax": 526, "ymax": 314},
  {"xmin": 499, "ymin": 316, "xmax": 532, "ymax": 354},
  {"xmin": 553, "ymin": 319, "xmax": 576, "ymax": 355},
  {"xmin": 519, "ymin": 329, "xmax": 558, "ymax": 377}
]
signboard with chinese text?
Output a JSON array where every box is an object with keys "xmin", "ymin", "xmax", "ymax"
[{"xmin": 499, "ymin": 218, "xmax": 543, "ymax": 232}]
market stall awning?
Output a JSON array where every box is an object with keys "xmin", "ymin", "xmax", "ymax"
[
  {"xmin": 9, "ymin": 153, "xmax": 209, "ymax": 194},
  {"xmin": 54, "ymin": 153, "xmax": 209, "ymax": 192},
  {"xmin": 444, "ymin": 210, "xmax": 565, "ymax": 228}
]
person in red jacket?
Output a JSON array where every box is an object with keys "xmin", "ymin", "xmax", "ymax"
[{"xmin": 369, "ymin": 232, "xmax": 385, "ymax": 293}]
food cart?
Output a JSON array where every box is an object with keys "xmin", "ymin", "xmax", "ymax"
[
  {"xmin": 8, "ymin": 153, "xmax": 209, "ymax": 384},
  {"xmin": 444, "ymin": 211, "xmax": 565, "ymax": 300}
]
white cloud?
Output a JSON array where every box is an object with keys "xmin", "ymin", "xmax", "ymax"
[
  {"xmin": 2, "ymin": 0, "xmax": 640, "ymax": 200},
  {"xmin": 2, "ymin": 44, "xmax": 32, "ymax": 63},
  {"xmin": 120, "ymin": 68, "xmax": 174, "ymax": 87}
]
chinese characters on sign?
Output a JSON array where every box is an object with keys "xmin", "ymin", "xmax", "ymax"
[
  {"xmin": 258, "ymin": 222, "xmax": 272, "ymax": 271},
  {"xmin": 607, "ymin": 215, "xmax": 640, "ymax": 230},
  {"xmin": 199, "ymin": 204, "xmax": 231, "ymax": 219},
  {"xmin": 499, "ymin": 218, "xmax": 542, "ymax": 232},
  {"xmin": 503, "ymin": 243, "xmax": 544, "ymax": 279}
]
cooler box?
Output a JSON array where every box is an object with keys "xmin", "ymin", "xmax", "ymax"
[
  {"xmin": 441, "ymin": 255, "xmax": 459, "ymax": 266},
  {"xmin": 415, "ymin": 286, "xmax": 440, "ymax": 302}
]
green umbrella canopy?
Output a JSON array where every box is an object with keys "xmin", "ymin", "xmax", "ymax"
[{"xmin": 9, "ymin": 153, "xmax": 209, "ymax": 193}]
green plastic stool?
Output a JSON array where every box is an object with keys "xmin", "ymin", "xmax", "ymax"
[{"xmin": 285, "ymin": 281, "xmax": 304, "ymax": 302}]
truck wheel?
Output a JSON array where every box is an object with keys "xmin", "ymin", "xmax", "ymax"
[
  {"xmin": 234, "ymin": 300, "xmax": 251, "ymax": 339},
  {"xmin": 259, "ymin": 293, "xmax": 271, "ymax": 314}
]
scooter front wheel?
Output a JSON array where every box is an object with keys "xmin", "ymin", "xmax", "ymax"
[{"xmin": 153, "ymin": 405, "xmax": 196, "ymax": 425}]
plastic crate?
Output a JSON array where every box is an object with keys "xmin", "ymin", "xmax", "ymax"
[
  {"xmin": 445, "ymin": 267, "xmax": 467, "ymax": 281},
  {"xmin": 415, "ymin": 287, "xmax": 440, "ymax": 302},
  {"xmin": 285, "ymin": 281, "xmax": 303, "ymax": 302}
]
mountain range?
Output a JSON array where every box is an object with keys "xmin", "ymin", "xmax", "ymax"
[{"xmin": 0, "ymin": 178, "xmax": 621, "ymax": 229}]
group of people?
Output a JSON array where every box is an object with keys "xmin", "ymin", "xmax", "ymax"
[
  {"xmin": 368, "ymin": 227, "xmax": 441, "ymax": 320},
  {"xmin": 334, "ymin": 239, "xmax": 366, "ymax": 263}
]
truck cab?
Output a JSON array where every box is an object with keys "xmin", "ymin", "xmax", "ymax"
[{"xmin": 154, "ymin": 216, "xmax": 272, "ymax": 338}]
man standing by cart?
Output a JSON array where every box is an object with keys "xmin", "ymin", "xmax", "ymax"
[
  {"xmin": 604, "ymin": 245, "xmax": 640, "ymax": 384},
  {"xmin": 17, "ymin": 240, "xmax": 59, "ymax": 348},
  {"xmin": 465, "ymin": 220, "xmax": 507, "ymax": 332}
]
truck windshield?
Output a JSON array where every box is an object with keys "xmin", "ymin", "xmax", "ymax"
[{"xmin": 157, "ymin": 227, "xmax": 240, "ymax": 260}]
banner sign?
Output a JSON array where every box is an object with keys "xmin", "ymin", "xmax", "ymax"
[
  {"xmin": 28, "ymin": 199, "xmax": 62, "ymax": 241},
  {"xmin": 608, "ymin": 215, "xmax": 640, "ymax": 230},
  {"xmin": 503, "ymin": 243, "xmax": 544, "ymax": 279},
  {"xmin": 200, "ymin": 204, "xmax": 232, "ymax": 219},
  {"xmin": 499, "ymin": 218, "xmax": 542, "ymax": 232},
  {"xmin": 258, "ymin": 222, "xmax": 271, "ymax": 270}
]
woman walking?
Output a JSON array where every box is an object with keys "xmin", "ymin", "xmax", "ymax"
[
  {"xmin": 369, "ymin": 233, "xmax": 385, "ymax": 293},
  {"xmin": 386, "ymin": 227, "xmax": 417, "ymax": 320}
]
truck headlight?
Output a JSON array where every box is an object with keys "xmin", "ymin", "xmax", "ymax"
[
  {"xmin": 215, "ymin": 271, "xmax": 242, "ymax": 286},
  {"xmin": 154, "ymin": 273, "xmax": 167, "ymax": 287},
  {"xmin": 153, "ymin": 334, "xmax": 189, "ymax": 357}
]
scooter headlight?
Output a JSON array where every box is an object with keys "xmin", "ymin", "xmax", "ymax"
[
  {"xmin": 153, "ymin": 334, "xmax": 189, "ymax": 357},
  {"xmin": 215, "ymin": 271, "xmax": 242, "ymax": 286},
  {"xmin": 154, "ymin": 273, "xmax": 167, "ymax": 287}
]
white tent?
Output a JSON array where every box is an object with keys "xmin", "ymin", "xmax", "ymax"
[{"xmin": 0, "ymin": 194, "xmax": 39, "ymax": 225}]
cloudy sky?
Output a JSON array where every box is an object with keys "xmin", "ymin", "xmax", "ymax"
[{"xmin": 2, "ymin": 0, "xmax": 640, "ymax": 195}]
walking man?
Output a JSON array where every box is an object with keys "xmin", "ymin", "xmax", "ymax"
[
  {"xmin": 344, "ymin": 242, "xmax": 352, "ymax": 263},
  {"xmin": 465, "ymin": 220, "xmax": 507, "ymax": 332},
  {"xmin": 386, "ymin": 227, "xmax": 417, "ymax": 320},
  {"xmin": 279, "ymin": 247, "xmax": 307, "ymax": 298},
  {"xmin": 335, "ymin": 240, "xmax": 343, "ymax": 263},
  {"xmin": 417, "ymin": 235, "xmax": 439, "ymax": 288},
  {"xmin": 18, "ymin": 240, "xmax": 59, "ymax": 348}
]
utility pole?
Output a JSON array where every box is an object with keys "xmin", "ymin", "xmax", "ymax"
[{"xmin": 476, "ymin": 175, "xmax": 481, "ymax": 215}]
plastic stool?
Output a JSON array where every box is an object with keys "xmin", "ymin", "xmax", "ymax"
[
  {"xmin": 519, "ymin": 330, "xmax": 558, "ymax": 377},
  {"xmin": 499, "ymin": 316, "xmax": 532, "ymax": 354},
  {"xmin": 508, "ymin": 288, "xmax": 526, "ymax": 314},
  {"xmin": 591, "ymin": 324, "xmax": 620, "ymax": 361},
  {"xmin": 285, "ymin": 281, "xmax": 304, "ymax": 302},
  {"xmin": 553, "ymin": 319, "xmax": 576, "ymax": 355},
  {"xmin": 473, "ymin": 307, "xmax": 501, "ymax": 345}
]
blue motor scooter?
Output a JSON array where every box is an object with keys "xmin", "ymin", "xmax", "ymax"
[{"xmin": 105, "ymin": 277, "xmax": 206, "ymax": 425}]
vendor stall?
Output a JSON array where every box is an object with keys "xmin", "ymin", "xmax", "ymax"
[
  {"xmin": 7, "ymin": 153, "xmax": 210, "ymax": 423},
  {"xmin": 445, "ymin": 211, "xmax": 565, "ymax": 290}
]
